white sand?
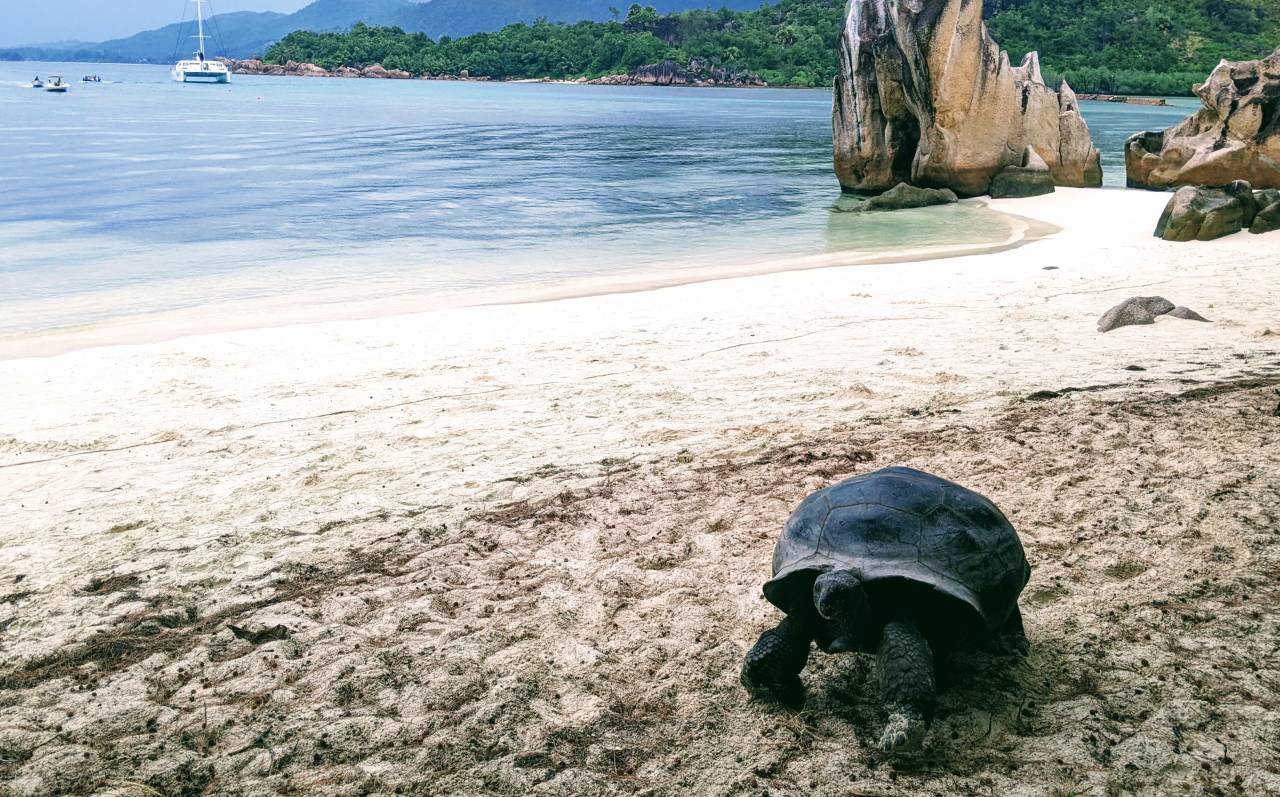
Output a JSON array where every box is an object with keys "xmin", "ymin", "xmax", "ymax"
[{"xmin": 1, "ymin": 187, "xmax": 1279, "ymax": 796}]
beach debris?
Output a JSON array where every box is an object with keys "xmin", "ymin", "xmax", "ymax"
[
  {"xmin": 1126, "ymin": 47, "xmax": 1280, "ymax": 190},
  {"xmin": 80, "ymin": 573, "xmax": 142, "ymax": 595},
  {"xmin": 1024, "ymin": 382, "xmax": 1127, "ymax": 400},
  {"xmin": 228, "ymin": 624, "xmax": 291, "ymax": 644},
  {"xmin": 1097, "ymin": 296, "xmax": 1175, "ymax": 332},
  {"xmin": 833, "ymin": 0, "xmax": 1100, "ymax": 196},
  {"xmin": 989, "ymin": 147, "xmax": 1056, "ymax": 198},
  {"xmin": 742, "ymin": 467, "xmax": 1029, "ymax": 754}
]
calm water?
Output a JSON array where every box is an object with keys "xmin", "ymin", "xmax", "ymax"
[{"xmin": 0, "ymin": 62, "xmax": 1191, "ymax": 338}]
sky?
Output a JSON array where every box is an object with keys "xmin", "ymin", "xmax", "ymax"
[{"xmin": 1, "ymin": 0, "xmax": 313, "ymax": 46}]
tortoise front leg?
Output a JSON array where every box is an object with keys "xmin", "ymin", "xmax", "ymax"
[
  {"xmin": 990, "ymin": 605, "xmax": 1030, "ymax": 658},
  {"xmin": 876, "ymin": 620, "xmax": 936, "ymax": 753},
  {"xmin": 741, "ymin": 612, "xmax": 814, "ymax": 709}
]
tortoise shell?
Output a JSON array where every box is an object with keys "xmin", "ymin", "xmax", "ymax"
[{"xmin": 763, "ymin": 467, "xmax": 1030, "ymax": 630}]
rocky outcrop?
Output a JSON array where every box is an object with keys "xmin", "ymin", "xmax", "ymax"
[
  {"xmin": 1126, "ymin": 48, "xmax": 1280, "ymax": 190},
  {"xmin": 1253, "ymin": 201, "xmax": 1280, "ymax": 234},
  {"xmin": 360, "ymin": 64, "xmax": 411, "ymax": 79},
  {"xmin": 590, "ymin": 59, "xmax": 764, "ymax": 87},
  {"xmin": 833, "ymin": 0, "xmax": 1102, "ymax": 196},
  {"xmin": 1245, "ymin": 186, "xmax": 1280, "ymax": 234},
  {"xmin": 219, "ymin": 59, "xmax": 413, "ymax": 80},
  {"xmin": 220, "ymin": 58, "xmax": 329, "ymax": 77},
  {"xmin": 632, "ymin": 60, "xmax": 688, "ymax": 86},
  {"xmin": 1076, "ymin": 94, "xmax": 1168, "ymax": 106},
  {"xmin": 1155, "ymin": 185, "xmax": 1246, "ymax": 241},
  {"xmin": 989, "ymin": 147, "xmax": 1056, "ymax": 198},
  {"xmin": 292, "ymin": 62, "xmax": 328, "ymax": 77},
  {"xmin": 1154, "ymin": 181, "xmax": 1280, "ymax": 241},
  {"xmin": 222, "ymin": 58, "xmax": 262, "ymax": 73}
]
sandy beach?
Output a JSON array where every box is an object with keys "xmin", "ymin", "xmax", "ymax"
[{"xmin": 2, "ymin": 187, "xmax": 1279, "ymax": 796}]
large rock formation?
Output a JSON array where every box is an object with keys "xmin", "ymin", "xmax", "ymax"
[
  {"xmin": 833, "ymin": 0, "xmax": 1102, "ymax": 196},
  {"xmin": 1126, "ymin": 48, "xmax": 1280, "ymax": 190}
]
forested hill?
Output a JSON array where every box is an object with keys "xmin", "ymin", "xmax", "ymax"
[
  {"xmin": 984, "ymin": 0, "xmax": 1280, "ymax": 93},
  {"xmin": 263, "ymin": 0, "xmax": 1280, "ymax": 94},
  {"xmin": 267, "ymin": 3, "xmax": 841, "ymax": 87},
  {"xmin": 0, "ymin": 0, "xmax": 764, "ymax": 64}
]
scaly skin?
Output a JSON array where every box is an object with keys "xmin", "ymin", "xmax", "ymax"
[
  {"xmin": 741, "ymin": 612, "xmax": 814, "ymax": 709},
  {"xmin": 876, "ymin": 619, "xmax": 936, "ymax": 753}
]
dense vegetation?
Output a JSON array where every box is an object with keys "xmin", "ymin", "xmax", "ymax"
[
  {"xmin": 0, "ymin": 0, "xmax": 762, "ymax": 64},
  {"xmin": 267, "ymin": 2, "xmax": 843, "ymax": 86},
  {"xmin": 264, "ymin": 0, "xmax": 1280, "ymax": 94},
  {"xmin": 985, "ymin": 0, "xmax": 1280, "ymax": 95}
]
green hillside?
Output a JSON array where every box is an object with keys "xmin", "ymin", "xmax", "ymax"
[
  {"xmin": 267, "ymin": 1, "xmax": 845, "ymax": 86},
  {"xmin": 264, "ymin": 0, "xmax": 1280, "ymax": 94},
  {"xmin": 0, "ymin": 0, "xmax": 763, "ymax": 64},
  {"xmin": 985, "ymin": 0, "xmax": 1280, "ymax": 95}
]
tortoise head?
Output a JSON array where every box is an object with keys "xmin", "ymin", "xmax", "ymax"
[{"xmin": 813, "ymin": 568, "xmax": 869, "ymax": 652}]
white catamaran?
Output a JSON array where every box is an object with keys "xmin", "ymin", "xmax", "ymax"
[{"xmin": 171, "ymin": 0, "xmax": 231, "ymax": 84}]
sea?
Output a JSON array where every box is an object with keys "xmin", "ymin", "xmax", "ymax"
[{"xmin": 0, "ymin": 62, "xmax": 1195, "ymax": 342}]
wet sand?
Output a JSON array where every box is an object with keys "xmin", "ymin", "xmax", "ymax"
[{"xmin": 0, "ymin": 200, "xmax": 1049, "ymax": 361}]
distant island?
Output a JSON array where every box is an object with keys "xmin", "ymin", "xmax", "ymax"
[{"xmin": 253, "ymin": 0, "xmax": 1279, "ymax": 93}]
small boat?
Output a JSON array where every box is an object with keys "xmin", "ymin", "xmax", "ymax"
[
  {"xmin": 171, "ymin": 0, "xmax": 231, "ymax": 84},
  {"xmin": 30, "ymin": 76, "xmax": 43, "ymax": 88},
  {"xmin": 81, "ymin": 75, "xmax": 102, "ymax": 83},
  {"xmin": 45, "ymin": 75, "xmax": 68, "ymax": 93}
]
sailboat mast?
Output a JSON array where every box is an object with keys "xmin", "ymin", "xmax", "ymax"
[{"xmin": 195, "ymin": 0, "xmax": 207, "ymax": 60}]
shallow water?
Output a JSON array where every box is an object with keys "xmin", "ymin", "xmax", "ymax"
[{"xmin": 0, "ymin": 62, "xmax": 1188, "ymax": 337}]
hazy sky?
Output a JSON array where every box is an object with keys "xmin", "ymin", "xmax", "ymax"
[{"xmin": 2, "ymin": 0, "xmax": 313, "ymax": 46}]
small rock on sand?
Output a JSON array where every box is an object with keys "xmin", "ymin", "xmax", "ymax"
[
  {"xmin": 1167, "ymin": 306, "xmax": 1210, "ymax": 322},
  {"xmin": 1097, "ymin": 296, "xmax": 1175, "ymax": 332}
]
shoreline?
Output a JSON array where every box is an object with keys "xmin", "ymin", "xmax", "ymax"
[
  {"xmin": 0, "ymin": 200, "xmax": 1056, "ymax": 361},
  {"xmin": 1, "ymin": 59, "xmax": 1198, "ymax": 97},
  {"xmin": 219, "ymin": 57, "xmax": 770, "ymax": 88},
  {"xmin": 1074, "ymin": 93, "xmax": 1169, "ymax": 105}
]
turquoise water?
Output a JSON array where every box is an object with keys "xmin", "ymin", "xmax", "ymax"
[{"xmin": 0, "ymin": 62, "xmax": 1187, "ymax": 338}]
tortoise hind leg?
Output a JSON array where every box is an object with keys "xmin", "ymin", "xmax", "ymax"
[
  {"xmin": 876, "ymin": 620, "xmax": 936, "ymax": 753},
  {"xmin": 741, "ymin": 612, "xmax": 814, "ymax": 709}
]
